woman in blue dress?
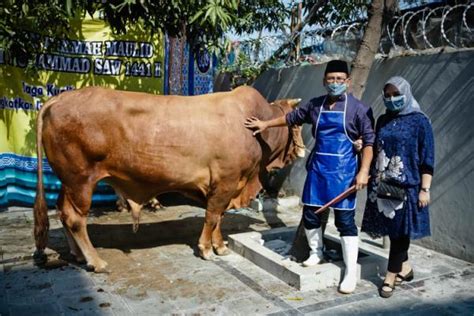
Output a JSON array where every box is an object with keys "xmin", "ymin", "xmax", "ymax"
[{"xmin": 361, "ymin": 76, "xmax": 435, "ymax": 298}]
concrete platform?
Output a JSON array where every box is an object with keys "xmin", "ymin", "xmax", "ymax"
[{"xmin": 228, "ymin": 227, "xmax": 387, "ymax": 291}]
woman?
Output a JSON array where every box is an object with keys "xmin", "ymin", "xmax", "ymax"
[{"xmin": 361, "ymin": 76, "xmax": 435, "ymax": 298}]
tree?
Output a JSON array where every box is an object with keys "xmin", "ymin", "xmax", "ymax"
[
  {"xmin": 253, "ymin": 1, "xmax": 398, "ymax": 87},
  {"xmin": 350, "ymin": 0, "xmax": 397, "ymax": 98},
  {"xmin": 0, "ymin": 0, "xmax": 290, "ymax": 64}
]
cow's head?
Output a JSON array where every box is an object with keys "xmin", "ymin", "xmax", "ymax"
[{"xmin": 266, "ymin": 98, "xmax": 306, "ymax": 171}]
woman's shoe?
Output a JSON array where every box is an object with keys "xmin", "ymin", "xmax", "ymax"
[
  {"xmin": 379, "ymin": 282, "xmax": 395, "ymax": 298},
  {"xmin": 394, "ymin": 269, "xmax": 414, "ymax": 286}
]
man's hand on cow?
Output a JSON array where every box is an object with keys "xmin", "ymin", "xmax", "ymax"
[
  {"xmin": 355, "ymin": 170, "xmax": 369, "ymax": 190},
  {"xmin": 244, "ymin": 117, "xmax": 268, "ymax": 136}
]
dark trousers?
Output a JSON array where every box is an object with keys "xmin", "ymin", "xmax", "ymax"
[
  {"xmin": 387, "ymin": 235, "xmax": 410, "ymax": 273},
  {"xmin": 302, "ymin": 205, "xmax": 358, "ymax": 237}
]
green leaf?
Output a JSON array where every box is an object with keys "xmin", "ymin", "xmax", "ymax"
[
  {"xmin": 22, "ymin": 3, "xmax": 28, "ymax": 15},
  {"xmin": 190, "ymin": 10, "xmax": 204, "ymax": 24},
  {"xmin": 65, "ymin": 0, "xmax": 72, "ymax": 15},
  {"xmin": 203, "ymin": 4, "xmax": 212, "ymax": 21}
]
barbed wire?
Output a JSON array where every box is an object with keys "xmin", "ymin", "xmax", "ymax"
[{"xmin": 227, "ymin": 4, "xmax": 474, "ymax": 69}]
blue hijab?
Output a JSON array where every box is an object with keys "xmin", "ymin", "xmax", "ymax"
[{"xmin": 384, "ymin": 76, "xmax": 425, "ymax": 116}]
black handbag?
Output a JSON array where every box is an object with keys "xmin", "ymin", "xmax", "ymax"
[{"xmin": 377, "ymin": 179, "xmax": 406, "ymax": 201}]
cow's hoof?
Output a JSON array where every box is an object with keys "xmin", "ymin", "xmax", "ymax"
[
  {"xmin": 198, "ymin": 245, "xmax": 214, "ymax": 260},
  {"xmin": 201, "ymin": 250, "xmax": 214, "ymax": 260},
  {"xmin": 148, "ymin": 198, "xmax": 163, "ymax": 210},
  {"xmin": 87, "ymin": 259, "xmax": 109, "ymax": 273},
  {"xmin": 75, "ymin": 255, "xmax": 87, "ymax": 264},
  {"xmin": 214, "ymin": 245, "xmax": 231, "ymax": 256},
  {"xmin": 70, "ymin": 251, "xmax": 86, "ymax": 264},
  {"xmin": 33, "ymin": 250, "xmax": 47, "ymax": 265},
  {"xmin": 94, "ymin": 266, "xmax": 110, "ymax": 274}
]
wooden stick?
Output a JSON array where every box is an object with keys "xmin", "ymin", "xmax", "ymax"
[{"xmin": 314, "ymin": 184, "xmax": 357, "ymax": 214}]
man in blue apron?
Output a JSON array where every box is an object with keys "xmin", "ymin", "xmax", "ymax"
[{"xmin": 245, "ymin": 60, "xmax": 374, "ymax": 294}]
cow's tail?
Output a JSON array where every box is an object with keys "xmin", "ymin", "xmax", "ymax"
[{"xmin": 33, "ymin": 98, "xmax": 56, "ymax": 264}]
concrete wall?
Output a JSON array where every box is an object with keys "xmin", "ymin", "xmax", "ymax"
[{"xmin": 252, "ymin": 50, "xmax": 474, "ymax": 262}]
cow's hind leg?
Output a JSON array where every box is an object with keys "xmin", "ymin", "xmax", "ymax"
[
  {"xmin": 57, "ymin": 186, "xmax": 108, "ymax": 272},
  {"xmin": 57, "ymin": 203, "xmax": 86, "ymax": 263},
  {"xmin": 63, "ymin": 227, "xmax": 86, "ymax": 263}
]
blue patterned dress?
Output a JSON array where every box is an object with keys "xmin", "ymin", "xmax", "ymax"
[{"xmin": 361, "ymin": 112, "xmax": 435, "ymax": 240}]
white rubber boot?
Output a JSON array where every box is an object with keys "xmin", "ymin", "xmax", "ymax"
[
  {"xmin": 303, "ymin": 227, "xmax": 324, "ymax": 267},
  {"xmin": 339, "ymin": 236, "xmax": 359, "ymax": 294}
]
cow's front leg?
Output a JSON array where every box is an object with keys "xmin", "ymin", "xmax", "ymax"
[
  {"xmin": 212, "ymin": 212, "xmax": 230, "ymax": 256},
  {"xmin": 198, "ymin": 210, "xmax": 221, "ymax": 260}
]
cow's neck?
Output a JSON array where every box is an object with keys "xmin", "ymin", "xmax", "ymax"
[{"xmin": 261, "ymin": 106, "xmax": 290, "ymax": 170}]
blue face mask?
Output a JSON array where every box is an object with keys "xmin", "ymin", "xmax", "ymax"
[
  {"xmin": 383, "ymin": 95, "xmax": 406, "ymax": 112},
  {"xmin": 325, "ymin": 83, "xmax": 347, "ymax": 96}
]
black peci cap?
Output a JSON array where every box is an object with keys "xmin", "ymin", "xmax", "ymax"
[{"xmin": 324, "ymin": 60, "xmax": 350, "ymax": 75}]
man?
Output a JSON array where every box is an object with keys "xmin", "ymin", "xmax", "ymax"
[{"xmin": 245, "ymin": 60, "xmax": 374, "ymax": 294}]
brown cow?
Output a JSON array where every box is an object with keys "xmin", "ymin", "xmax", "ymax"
[{"xmin": 33, "ymin": 86, "xmax": 304, "ymax": 272}]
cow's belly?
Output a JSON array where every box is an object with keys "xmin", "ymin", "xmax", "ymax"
[{"xmin": 103, "ymin": 163, "xmax": 212, "ymax": 205}]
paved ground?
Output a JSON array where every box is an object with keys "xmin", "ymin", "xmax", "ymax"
[{"xmin": 0, "ymin": 199, "xmax": 473, "ymax": 315}]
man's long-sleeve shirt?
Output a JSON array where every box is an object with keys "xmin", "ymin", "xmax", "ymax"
[{"xmin": 285, "ymin": 93, "xmax": 375, "ymax": 147}]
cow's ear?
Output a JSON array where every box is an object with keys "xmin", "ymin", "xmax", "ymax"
[{"xmin": 288, "ymin": 98, "xmax": 302, "ymax": 109}]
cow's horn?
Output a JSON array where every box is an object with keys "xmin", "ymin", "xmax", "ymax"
[{"xmin": 289, "ymin": 98, "xmax": 302, "ymax": 108}]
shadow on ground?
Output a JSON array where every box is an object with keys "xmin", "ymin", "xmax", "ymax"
[{"xmin": 47, "ymin": 211, "xmax": 265, "ymax": 259}]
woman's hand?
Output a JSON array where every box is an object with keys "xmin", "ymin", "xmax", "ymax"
[
  {"xmin": 419, "ymin": 174, "xmax": 432, "ymax": 208},
  {"xmin": 418, "ymin": 191, "xmax": 430, "ymax": 208},
  {"xmin": 353, "ymin": 138, "xmax": 363, "ymax": 152},
  {"xmin": 244, "ymin": 117, "xmax": 268, "ymax": 136}
]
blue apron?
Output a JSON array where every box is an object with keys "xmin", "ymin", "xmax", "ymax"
[{"xmin": 302, "ymin": 94, "xmax": 358, "ymax": 210}]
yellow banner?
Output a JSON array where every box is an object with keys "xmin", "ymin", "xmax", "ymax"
[
  {"xmin": 0, "ymin": 15, "xmax": 165, "ymax": 156},
  {"xmin": 0, "ymin": 15, "xmax": 165, "ymax": 207}
]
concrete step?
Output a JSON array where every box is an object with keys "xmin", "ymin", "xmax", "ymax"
[{"xmin": 229, "ymin": 226, "xmax": 388, "ymax": 291}]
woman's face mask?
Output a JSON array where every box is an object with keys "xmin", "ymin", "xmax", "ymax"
[
  {"xmin": 383, "ymin": 95, "xmax": 406, "ymax": 112},
  {"xmin": 325, "ymin": 83, "xmax": 347, "ymax": 96}
]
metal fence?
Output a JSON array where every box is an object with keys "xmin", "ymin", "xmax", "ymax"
[{"xmin": 230, "ymin": 4, "xmax": 474, "ymax": 68}]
